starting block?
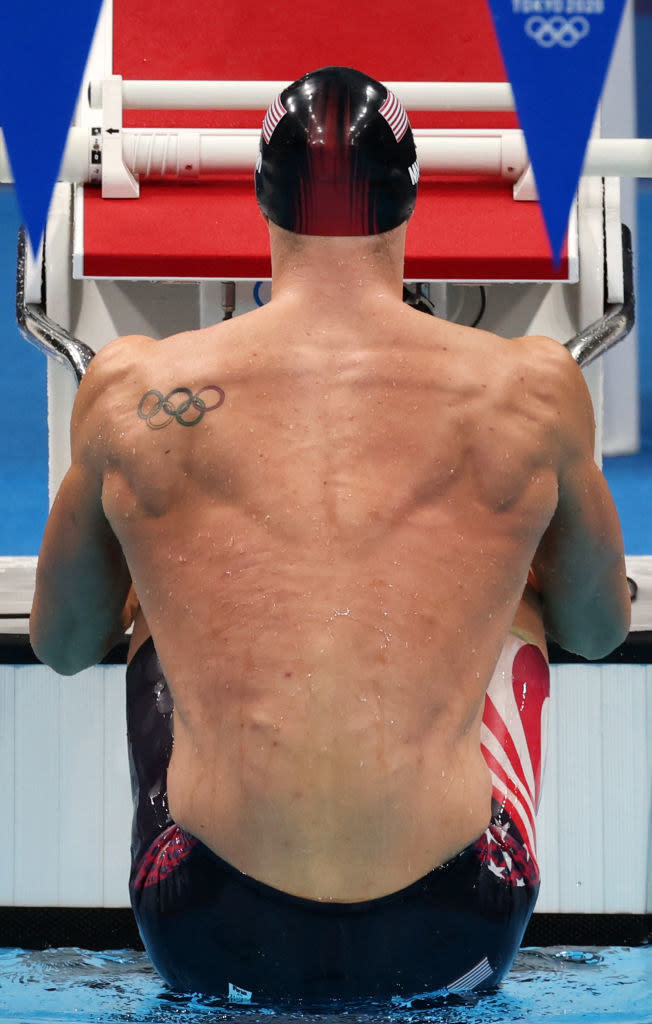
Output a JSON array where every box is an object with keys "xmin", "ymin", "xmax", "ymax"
[{"xmin": 76, "ymin": 0, "xmax": 570, "ymax": 282}]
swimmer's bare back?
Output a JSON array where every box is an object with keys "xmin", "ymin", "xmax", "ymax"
[{"xmin": 31, "ymin": 267, "xmax": 630, "ymax": 901}]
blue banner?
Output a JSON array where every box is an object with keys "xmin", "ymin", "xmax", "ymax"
[
  {"xmin": 0, "ymin": 0, "xmax": 104, "ymax": 255},
  {"xmin": 487, "ymin": 0, "xmax": 627, "ymax": 265}
]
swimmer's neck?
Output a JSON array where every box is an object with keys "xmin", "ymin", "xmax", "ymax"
[{"xmin": 267, "ymin": 221, "xmax": 407, "ymax": 310}]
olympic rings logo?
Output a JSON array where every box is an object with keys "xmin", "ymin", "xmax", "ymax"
[
  {"xmin": 137, "ymin": 386, "xmax": 225, "ymax": 429},
  {"xmin": 524, "ymin": 15, "xmax": 590, "ymax": 48}
]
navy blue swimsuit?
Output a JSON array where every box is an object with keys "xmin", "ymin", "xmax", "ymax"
[{"xmin": 127, "ymin": 637, "xmax": 540, "ymax": 1008}]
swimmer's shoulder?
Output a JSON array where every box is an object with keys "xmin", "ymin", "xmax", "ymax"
[
  {"xmin": 71, "ymin": 335, "xmax": 158, "ymax": 439},
  {"xmin": 512, "ymin": 333, "xmax": 593, "ymax": 414},
  {"xmin": 79, "ymin": 334, "xmax": 158, "ymax": 393},
  {"xmin": 505, "ymin": 333, "xmax": 596, "ymax": 452},
  {"xmin": 511, "ymin": 332, "xmax": 580, "ymax": 376},
  {"xmin": 469, "ymin": 330, "xmax": 590, "ymax": 405},
  {"xmin": 442, "ymin": 326, "xmax": 594, "ymax": 446}
]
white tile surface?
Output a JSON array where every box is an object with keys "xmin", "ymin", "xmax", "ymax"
[
  {"xmin": 0, "ymin": 668, "xmax": 16, "ymax": 903},
  {"xmin": 14, "ymin": 665, "xmax": 62, "ymax": 904}
]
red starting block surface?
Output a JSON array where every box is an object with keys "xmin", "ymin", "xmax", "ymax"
[{"xmin": 80, "ymin": 0, "xmax": 570, "ymax": 281}]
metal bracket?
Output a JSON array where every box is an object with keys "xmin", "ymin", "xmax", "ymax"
[
  {"xmin": 100, "ymin": 76, "xmax": 140, "ymax": 199},
  {"xmin": 565, "ymin": 223, "xmax": 635, "ymax": 368},
  {"xmin": 513, "ymin": 163, "xmax": 538, "ymax": 202},
  {"xmin": 16, "ymin": 226, "xmax": 95, "ymax": 383}
]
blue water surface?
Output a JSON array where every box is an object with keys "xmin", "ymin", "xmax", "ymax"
[{"xmin": 0, "ymin": 947, "xmax": 650, "ymax": 1024}]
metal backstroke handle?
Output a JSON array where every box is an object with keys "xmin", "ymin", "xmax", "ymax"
[
  {"xmin": 16, "ymin": 227, "xmax": 95, "ymax": 383},
  {"xmin": 16, "ymin": 224, "xmax": 634, "ymax": 382},
  {"xmin": 565, "ymin": 224, "xmax": 635, "ymax": 369}
]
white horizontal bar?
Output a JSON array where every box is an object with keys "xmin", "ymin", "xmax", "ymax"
[
  {"xmin": 583, "ymin": 138, "xmax": 652, "ymax": 177},
  {"xmin": 120, "ymin": 129, "xmax": 509, "ymax": 177},
  {"xmin": 2, "ymin": 130, "xmax": 652, "ymax": 186},
  {"xmin": 88, "ymin": 79, "xmax": 517, "ymax": 112}
]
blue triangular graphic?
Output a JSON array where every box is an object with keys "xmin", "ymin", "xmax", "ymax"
[
  {"xmin": 0, "ymin": 0, "xmax": 104, "ymax": 255},
  {"xmin": 487, "ymin": 1, "xmax": 627, "ymax": 266}
]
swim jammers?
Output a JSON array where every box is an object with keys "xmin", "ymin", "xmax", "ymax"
[{"xmin": 127, "ymin": 634, "xmax": 549, "ymax": 1007}]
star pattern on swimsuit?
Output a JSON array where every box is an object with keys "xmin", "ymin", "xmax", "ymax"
[
  {"xmin": 132, "ymin": 824, "xmax": 198, "ymax": 890},
  {"xmin": 474, "ymin": 822, "xmax": 540, "ymax": 888}
]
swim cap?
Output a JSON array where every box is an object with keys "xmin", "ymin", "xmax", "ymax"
[{"xmin": 255, "ymin": 67, "xmax": 419, "ymax": 236}]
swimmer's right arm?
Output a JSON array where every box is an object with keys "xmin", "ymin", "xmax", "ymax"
[
  {"xmin": 30, "ymin": 340, "xmax": 140, "ymax": 673},
  {"xmin": 530, "ymin": 345, "xmax": 631, "ymax": 659}
]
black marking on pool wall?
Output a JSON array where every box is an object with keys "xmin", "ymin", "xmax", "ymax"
[
  {"xmin": 524, "ymin": 913, "xmax": 652, "ymax": 949},
  {"xmin": 4, "ymin": 633, "xmax": 652, "ymax": 666},
  {"xmin": 0, "ymin": 907, "xmax": 143, "ymax": 951},
  {"xmin": 0, "ymin": 634, "xmax": 130, "ymax": 665},
  {"xmin": 0, "ymin": 908, "xmax": 648, "ymax": 951}
]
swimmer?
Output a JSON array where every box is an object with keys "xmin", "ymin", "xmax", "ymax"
[{"xmin": 30, "ymin": 67, "xmax": 630, "ymax": 1006}]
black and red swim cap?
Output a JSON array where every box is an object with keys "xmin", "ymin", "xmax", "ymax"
[{"xmin": 255, "ymin": 67, "xmax": 419, "ymax": 236}]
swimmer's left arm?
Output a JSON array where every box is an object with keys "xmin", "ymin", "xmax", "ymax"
[{"xmin": 31, "ymin": 352, "xmax": 133, "ymax": 674}]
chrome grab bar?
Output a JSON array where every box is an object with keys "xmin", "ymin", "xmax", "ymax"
[
  {"xmin": 16, "ymin": 227, "xmax": 95, "ymax": 383},
  {"xmin": 565, "ymin": 224, "xmax": 635, "ymax": 368}
]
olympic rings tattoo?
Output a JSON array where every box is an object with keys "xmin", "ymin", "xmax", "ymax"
[
  {"xmin": 137, "ymin": 385, "xmax": 225, "ymax": 429},
  {"xmin": 525, "ymin": 15, "xmax": 590, "ymax": 48}
]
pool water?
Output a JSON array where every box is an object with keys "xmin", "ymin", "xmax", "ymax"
[{"xmin": 0, "ymin": 947, "xmax": 650, "ymax": 1024}]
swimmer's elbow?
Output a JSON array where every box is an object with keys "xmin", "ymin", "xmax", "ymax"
[
  {"xmin": 37, "ymin": 653, "xmax": 84, "ymax": 676},
  {"xmin": 559, "ymin": 624, "xmax": 629, "ymax": 661},
  {"xmin": 543, "ymin": 587, "xmax": 631, "ymax": 661},
  {"xmin": 29, "ymin": 623, "xmax": 86, "ymax": 675},
  {"xmin": 30, "ymin": 614, "xmax": 122, "ymax": 675},
  {"xmin": 31, "ymin": 642, "xmax": 107, "ymax": 675},
  {"xmin": 590, "ymin": 609, "xmax": 631, "ymax": 660}
]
